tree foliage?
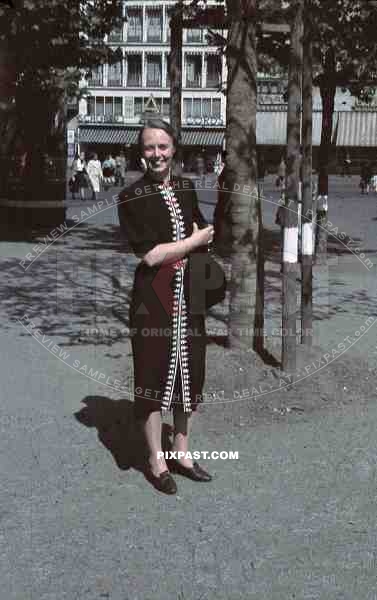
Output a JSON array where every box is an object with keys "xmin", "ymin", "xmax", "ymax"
[{"xmin": 0, "ymin": 0, "xmax": 123, "ymax": 174}]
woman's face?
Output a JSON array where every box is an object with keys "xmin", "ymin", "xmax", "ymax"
[{"xmin": 141, "ymin": 127, "xmax": 175, "ymax": 181}]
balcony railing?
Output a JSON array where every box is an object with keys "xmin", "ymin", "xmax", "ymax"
[
  {"xmin": 127, "ymin": 77, "xmax": 142, "ymax": 87},
  {"xmin": 206, "ymin": 78, "xmax": 220, "ymax": 88},
  {"xmin": 87, "ymin": 79, "xmax": 103, "ymax": 87},
  {"xmin": 186, "ymin": 31, "xmax": 202, "ymax": 43},
  {"xmin": 108, "ymin": 79, "xmax": 123, "ymax": 87},
  {"xmin": 79, "ymin": 114, "xmax": 125, "ymax": 124},
  {"xmin": 127, "ymin": 33, "xmax": 143, "ymax": 42},
  {"xmin": 147, "ymin": 32, "xmax": 162, "ymax": 42},
  {"xmin": 146, "ymin": 78, "xmax": 162, "ymax": 87},
  {"xmin": 108, "ymin": 32, "xmax": 123, "ymax": 43},
  {"xmin": 186, "ymin": 76, "xmax": 201, "ymax": 88}
]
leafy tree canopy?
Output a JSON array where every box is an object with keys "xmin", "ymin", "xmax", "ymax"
[{"xmin": 0, "ymin": 0, "xmax": 123, "ymax": 99}]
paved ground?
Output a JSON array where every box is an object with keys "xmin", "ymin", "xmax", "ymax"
[{"xmin": 1, "ymin": 174, "xmax": 377, "ymax": 599}]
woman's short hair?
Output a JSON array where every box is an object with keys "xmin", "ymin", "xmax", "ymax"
[{"xmin": 138, "ymin": 118, "xmax": 178, "ymax": 151}]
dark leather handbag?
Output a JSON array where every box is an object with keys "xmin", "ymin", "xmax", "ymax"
[{"xmin": 187, "ymin": 251, "xmax": 227, "ymax": 313}]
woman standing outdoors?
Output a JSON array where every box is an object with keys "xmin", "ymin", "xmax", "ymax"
[
  {"xmin": 71, "ymin": 151, "xmax": 87, "ymax": 201},
  {"xmin": 118, "ymin": 119, "xmax": 214, "ymax": 494},
  {"xmin": 86, "ymin": 153, "xmax": 103, "ymax": 201}
]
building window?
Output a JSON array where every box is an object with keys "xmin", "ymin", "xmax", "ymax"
[
  {"xmin": 108, "ymin": 61, "xmax": 123, "ymax": 87},
  {"xmin": 114, "ymin": 97, "xmax": 123, "ymax": 117},
  {"xmin": 183, "ymin": 98, "xmax": 192, "ymax": 120},
  {"xmin": 87, "ymin": 97, "xmax": 95, "ymax": 115},
  {"xmin": 186, "ymin": 29, "xmax": 202, "ymax": 43},
  {"xmin": 127, "ymin": 8, "xmax": 143, "ymax": 42},
  {"xmin": 127, "ymin": 55, "xmax": 142, "ymax": 87},
  {"xmin": 88, "ymin": 65, "xmax": 103, "ymax": 87},
  {"xmin": 147, "ymin": 9, "xmax": 162, "ymax": 42},
  {"xmin": 185, "ymin": 55, "xmax": 201, "ymax": 88},
  {"xmin": 165, "ymin": 54, "xmax": 170, "ymax": 87},
  {"xmin": 134, "ymin": 97, "xmax": 143, "ymax": 118},
  {"xmin": 193, "ymin": 98, "xmax": 201, "ymax": 118},
  {"xmin": 146, "ymin": 55, "xmax": 162, "ymax": 87},
  {"xmin": 105, "ymin": 97, "xmax": 113, "ymax": 121},
  {"xmin": 108, "ymin": 26, "xmax": 123, "ymax": 43},
  {"xmin": 162, "ymin": 97, "xmax": 170, "ymax": 117},
  {"xmin": 206, "ymin": 54, "xmax": 221, "ymax": 88},
  {"xmin": 202, "ymin": 98, "xmax": 211, "ymax": 117},
  {"xmin": 96, "ymin": 97, "xmax": 104, "ymax": 117},
  {"xmin": 183, "ymin": 98, "xmax": 222, "ymax": 123},
  {"xmin": 166, "ymin": 7, "xmax": 174, "ymax": 41},
  {"xmin": 212, "ymin": 98, "xmax": 221, "ymax": 118}
]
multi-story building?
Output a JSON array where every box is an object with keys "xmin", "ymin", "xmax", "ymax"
[
  {"xmin": 75, "ymin": 0, "xmax": 227, "ymax": 170},
  {"xmin": 71, "ymin": 0, "xmax": 377, "ymax": 173}
]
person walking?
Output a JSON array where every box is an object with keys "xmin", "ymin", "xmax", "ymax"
[
  {"xmin": 102, "ymin": 154, "xmax": 116, "ymax": 190},
  {"xmin": 86, "ymin": 153, "xmax": 103, "ymax": 201},
  {"xmin": 118, "ymin": 119, "xmax": 216, "ymax": 494},
  {"xmin": 115, "ymin": 151, "xmax": 127, "ymax": 187},
  {"xmin": 343, "ymin": 152, "xmax": 352, "ymax": 177},
  {"xmin": 71, "ymin": 152, "xmax": 87, "ymax": 201},
  {"xmin": 360, "ymin": 161, "xmax": 372, "ymax": 194}
]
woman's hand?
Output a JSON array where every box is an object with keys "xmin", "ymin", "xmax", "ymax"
[{"xmin": 190, "ymin": 222, "xmax": 214, "ymax": 249}]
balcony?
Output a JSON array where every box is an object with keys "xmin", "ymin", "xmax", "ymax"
[
  {"xmin": 127, "ymin": 77, "xmax": 142, "ymax": 87},
  {"xmin": 127, "ymin": 33, "xmax": 142, "ymax": 43},
  {"xmin": 108, "ymin": 32, "xmax": 123, "ymax": 43},
  {"xmin": 146, "ymin": 78, "xmax": 162, "ymax": 88},
  {"xmin": 186, "ymin": 76, "xmax": 201, "ymax": 88},
  {"xmin": 206, "ymin": 78, "xmax": 220, "ymax": 88},
  {"xmin": 108, "ymin": 79, "xmax": 123, "ymax": 87},
  {"xmin": 87, "ymin": 79, "xmax": 103, "ymax": 87},
  {"xmin": 79, "ymin": 114, "xmax": 125, "ymax": 124},
  {"xmin": 186, "ymin": 31, "xmax": 202, "ymax": 43},
  {"xmin": 147, "ymin": 33, "xmax": 162, "ymax": 43}
]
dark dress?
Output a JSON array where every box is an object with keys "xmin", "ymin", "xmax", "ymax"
[{"xmin": 118, "ymin": 173, "xmax": 208, "ymax": 420}]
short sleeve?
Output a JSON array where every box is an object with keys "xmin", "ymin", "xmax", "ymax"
[{"xmin": 118, "ymin": 190, "xmax": 158, "ymax": 259}]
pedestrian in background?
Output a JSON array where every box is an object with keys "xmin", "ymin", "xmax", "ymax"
[
  {"xmin": 343, "ymin": 152, "xmax": 352, "ymax": 177},
  {"xmin": 360, "ymin": 161, "xmax": 373, "ymax": 194},
  {"xmin": 115, "ymin": 151, "xmax": 127, "ymax": 187},
  {"xmin": 102, "ymin": 154, "xmax": 116, "ymax": 190},
  {"xmin": 86, "ymin": 153, "xmax": 103, "ymax": 201},
  {"xmin": 71, "ymin": 151, "xmax": 87, "ymax": 201}
]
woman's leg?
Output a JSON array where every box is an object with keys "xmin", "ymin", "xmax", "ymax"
[
  {"xmin": 171, "ymin": 406, "xmax": 194, "ymax": 468},
  {"xmin": 142, "ymin": 411, "xmax": 169, "ymax": 477},
  {"xmin": 79, "ymin": 185, "xmax": 85, "ymax": 201}
]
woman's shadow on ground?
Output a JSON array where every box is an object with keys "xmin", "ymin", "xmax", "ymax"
[{"xmin": 74, "ymin": 395, "xmax": 173, "ymax": 472}]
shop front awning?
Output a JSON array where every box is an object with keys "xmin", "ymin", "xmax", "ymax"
[
  {"xmin": 79, "ymin": 110, "xmax": 377, "ymax": 148},
  {"xmin": 181, "ymin": 129, "xmax": 224, "ymax": 146},
  {"xmin": 336, "ymin": 111, "xmax": 377, "ymax": 146},
  {"xmin": 256, "ymin": 110, "xmax": 338, "ymax": 146},
  {"xmin": 78, "ymin": 125, "xmax": 225, "ymax": 147},
  {"xmin": 79, "ymin": 126, "xmax": 140, "ymax": 145}
]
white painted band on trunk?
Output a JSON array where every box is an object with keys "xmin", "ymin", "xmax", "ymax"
[
  {"xmin": 302, "ymin": 222, "xmax": 314, "ymax": 256},
  {"xmin": 283, "ymin": 227, "xmax": 298, "ymax": 263}
]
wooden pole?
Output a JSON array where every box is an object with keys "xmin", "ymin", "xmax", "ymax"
[
  {"xmin": 169, "ymin": 2, "xmax": 183, "ymax": 173},
  {"xmin": 301, "ymin": 1, "xmax": 313, "ymax": 345},
  {"xmin": 281, "ymin": 0, "xmax": 303, "ymax": 372}
]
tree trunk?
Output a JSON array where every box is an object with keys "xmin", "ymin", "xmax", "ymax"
[
  {"xmin": 281, "ymin": 0, "xmax": 303, "ymax": 372},
  {"xmin": 226, "ymin": 0, "xmax": 261, "ymax": 350},
  {"xmin": 301, "ymin": 2, "xmax": 313, "ymax": 346},
  {"xmin": 315, "ymin": 48, "xmax": 336, "ymax": 261},
  {"xmin": 169, "ymin": 1, "xmax": 183, "ymax": 175}
]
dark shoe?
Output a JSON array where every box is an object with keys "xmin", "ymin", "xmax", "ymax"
[
  {"xmin": 167, "ymin": 459, "xmax": 212, "ymax": 482},
  {"xmin": 144, "ymin": 468, "xmax": 177, "ymax": 494}
]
